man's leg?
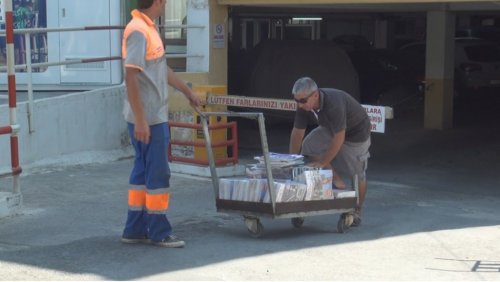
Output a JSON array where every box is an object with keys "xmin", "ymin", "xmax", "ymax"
[
  {"xmin": 358, "ymin": 179, "xmax": 367, "ymax": 210},
  {"xmin": 122, "ymin": 123, "xmax": 149, "ymax": 243},
  {"xmin": 145, "ymin": 123, "xmax": 185, "ymax": 248},
  {"xmin": 332, "ymin": 170, "xmax": 347, "ymax": 189},
  {"xmin": 301, "ymin": 126, "xmax": 347, "ymax": 189},
  {"xmin": 332, "ymin": 137, "xmax": 371, "ymax": 226},
  {"xmin": 352, "ymin": 178, "xmax": 367, "ymax": 226}
]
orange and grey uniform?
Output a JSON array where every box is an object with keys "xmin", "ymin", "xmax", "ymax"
[{"xmin": 121, "ymin": 9, "xmax": 173, "ymax": 241}]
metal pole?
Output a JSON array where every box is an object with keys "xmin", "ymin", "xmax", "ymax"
[
  {"xmin": 5, "ymin": 0, "xmax": 22, "ymax": 194},
  {"xmin": 257, "ymin": 113, "xmax": 276, "ymax": 213},
  {"xmin": 25, "ymin": 33, "xmax": 35, "ymax": 133},
  {"xmin": 195, "ymin": 108, "xmax": 219, "ymax": 201}
]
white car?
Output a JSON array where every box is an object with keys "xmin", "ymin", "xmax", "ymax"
[
  {"xmin": 398, "ymin": 38, "xmax": 500, "ymax": 93},
  {"xmin": 455, "ymin": 38, "xmax": 500, "ymax": 90}
]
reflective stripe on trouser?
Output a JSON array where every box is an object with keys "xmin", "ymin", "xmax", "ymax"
[{"xmin": 123, "ymin": 122, "xmax": 173, "ymax": 242}]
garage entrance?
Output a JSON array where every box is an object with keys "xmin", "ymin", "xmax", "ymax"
[{"xmin": 225, "ymin": 1, "xmax": 500, "ymax": 130}]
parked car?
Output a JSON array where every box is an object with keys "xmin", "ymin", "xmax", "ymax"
[
  {"xmin": 397, "ymin": 38, "xmax": 500, "ymax": 94},
  {"xmin": 237, "ymin": 39, "xmax": 360, "ymax": 124},
  {"xmin": 456, "ymin": 26, "xmax": 500, "ymax": 46},
  {"xmin": 345, "ymin": 48, "xmax": 409, "ymax": 104},
  {"xmin": 332, "ymin": 34, "xmax": 373, "ymax": 51}
]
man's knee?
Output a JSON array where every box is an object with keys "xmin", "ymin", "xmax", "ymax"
[{"xmin": 357, "ymin": 172, "xmax": 366, "ymax": 182}]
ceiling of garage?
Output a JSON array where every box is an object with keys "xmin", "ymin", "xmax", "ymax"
[{"xmin": 218, "ymin": 0, "xmax": 500, "ymax": 12}]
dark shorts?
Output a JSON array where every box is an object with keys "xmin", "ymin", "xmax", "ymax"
[{"xmin": 301, "ymin": 126, "xmax": 371, "ymax": 182}]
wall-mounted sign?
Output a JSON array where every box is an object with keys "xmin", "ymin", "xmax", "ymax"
[{"xmin": 212, "ymin": 23, "xmax": 225, "ymax": 49}]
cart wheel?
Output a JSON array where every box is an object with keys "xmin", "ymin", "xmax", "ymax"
[
  {"xmin": 244, "ymin": 217, "xmax": 264, "ymax": 238},
  {"xmin": 291, "ymin": 217, "xmax": 305, "ymax": 228},
  {"xmin": 337, "ymin": 213, "xmax": 354, "ymax": 233}
]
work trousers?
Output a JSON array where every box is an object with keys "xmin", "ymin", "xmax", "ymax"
[{"xmin": 123, "ymin": 122, "xmax": 173, "ymax": 242}]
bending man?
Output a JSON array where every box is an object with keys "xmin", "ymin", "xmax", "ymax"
[{"xmin": 289, "ymin": 77, "xmax": 371, "ymax": 225}]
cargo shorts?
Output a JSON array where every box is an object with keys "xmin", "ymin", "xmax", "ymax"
[{"xmin": 301, "ymin": 126, "xmax": 371, "ymax": 183}]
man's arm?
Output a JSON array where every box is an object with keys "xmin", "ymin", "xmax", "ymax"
[
  {"xmin": 167, "ymin": 66, "xmax": 201, "ymax": 107},
  {"xmin": 289, "ymin": 127, "xmax": 306, "ymax": 154},
  {"xmin": 125, "ymin": 67, "xmax": 150, "ymax": 144}
]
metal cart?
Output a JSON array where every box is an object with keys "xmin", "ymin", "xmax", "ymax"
[{"xmin": 197, "ymin": 110, "xmax": 359, "ymax": 237}]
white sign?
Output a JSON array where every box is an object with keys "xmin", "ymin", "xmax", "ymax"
[
  {"xmin": 362, "ymin": 105, "xmax": 385, "ymax": 133},
  {"xmin": 212, "ymin": 23, "xmax": 225, "ymax": 49},
  {"xmin": 207, "ymin": 95, "xmax": 297, "ymax": 111},
  {"xmin": 207, "ymin": 95, "xmax": 387, "ymax": 133}
]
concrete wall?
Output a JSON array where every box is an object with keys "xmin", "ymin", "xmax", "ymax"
[
  {"xmin": 0, "ymin": 72, "xmax": 213, "ymax": 176},
  {"xmin": 209, "ymin": 1, "xmax": 228, "ymax": 85},
  {"xmin": 0, "ymin": 86, "xmax": 130, "ymax": 174}
]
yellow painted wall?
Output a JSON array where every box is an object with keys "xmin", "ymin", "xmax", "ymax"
[
  {"xmin": 169, "ymin": 73, "xmax": 209, "ymax": 112},
  {"xmin": 209, "ymin": 1, "xmax": 228, "ymax": 86},
  {"xmin": 168, "ymin": 1, "xmax": 228, "ymax": 113}
]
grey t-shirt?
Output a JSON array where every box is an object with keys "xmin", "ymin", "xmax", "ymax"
[
  {"xmin": 122, "ymin": 16, "xmax": 169, "ymax": 125},
  {"xmin": 293, "ymin": 88, "xmax": 371, "ymax": 142}
]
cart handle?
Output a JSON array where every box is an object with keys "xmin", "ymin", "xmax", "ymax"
[
  {"xmin": 193, "ymin": 106, "xmax": 206, "ymax": 120},
  {"xmin": 192, "ymin": 105, "xmax": 219, "ymax": 202}
]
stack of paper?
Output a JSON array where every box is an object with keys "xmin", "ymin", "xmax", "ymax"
[
  {"xmin": 254, "ymin": 152, "xmax": 304, "ymax": 168},
  {"xmin": 218, "ymin": 178, "xmax": 308, "ymax": 203},
  {"xmin": 275, "ymin": 180, "xmax": 307, "ymax": 202},
  {"xmin": 219, "ymin": 178, "xmax": 270, "ymax": 202},
  {"xmin": 294, "ymin": 169, "xmax": 336, "ymax": 200},
  {"xmin": 245, "ymin": 163, "xmax": 297, "ymax": 180},
  {"xmin": 332, "ymin": 189, "xmax": 356, "ymax": 199}
]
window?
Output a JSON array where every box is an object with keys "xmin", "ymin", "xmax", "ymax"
[
  {"xmin": 0, "ymin": 0, "xmax": 48, "ymax": 72},
  {"xmin": 162, "ymin": 0, "xmax": 187, "ymax": 71}
]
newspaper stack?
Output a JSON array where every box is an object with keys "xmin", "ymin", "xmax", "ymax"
[
  {"xmin": 219, "ymin": 178, "xmax": 270, "ymax": 203},
  {"xmin": 218, "ymin": 178, "xmax": 308, "ymax": 203},
  {"xmin": 245, "ymin": 163, "xmax": 298, "ymax": 180},
  {"xmin": 275, "ymin": 180, "xmax": 307, "ymax": 202},
  {"xmin": 332, "ymin": 189, "xmax": 356, "ymax": 199},
  {"xmin": 254, "ymin": 152, "xmax": 304, "ymax": 168},
  {"xmin": 301, "ymin": 170, "xmax": 334, "ymax": 200}
]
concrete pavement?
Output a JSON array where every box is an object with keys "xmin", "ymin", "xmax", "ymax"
[{"xmin": 0, "ymin": 94, "xmax": 499, "ymax": 280}]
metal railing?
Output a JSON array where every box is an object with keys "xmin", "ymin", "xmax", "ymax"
[
  {"xmin": 0, "ymin": 1, "xmax": 206, "ymax": 210},
  {"xmin": 168, "ymin": 120, "xmax": 238, "ymax": 166},
  {"xmin": 0, "ymin": 23, "xmax": 206, "ymax": 132}
]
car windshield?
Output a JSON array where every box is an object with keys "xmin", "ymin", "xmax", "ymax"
[{"xmin": 464, "ymin": 44, "xmax": 500, "ymax": 62}]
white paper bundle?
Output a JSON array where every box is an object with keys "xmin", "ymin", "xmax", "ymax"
[
  {"xmin": 254, "ymin": 152, "xmax": 304, "ymax": 168},
  {"xmin": 332, "ymin": 189, "xmax": 356, "ymax": 198},
  {"xmin": 218, "ymin": 178, "xmax": 271, "ymax": 203},
  {"xmin": 298, "ymin": 169, "xmax": 336, "ymax": 200},
  {"xmin": 274, "ymin": 180, "xmax": 307, "ymax": 202}
]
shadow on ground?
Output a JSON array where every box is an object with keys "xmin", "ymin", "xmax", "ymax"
[{"xmin": 0, "ymin": 90, "xmax": 499, "ymax": 280}]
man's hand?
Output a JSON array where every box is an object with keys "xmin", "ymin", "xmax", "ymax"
[
  {"xmin": 134, "ymin": 119, "xmax": 150, "ymax": 144},
  {"xmin": 188, "ymin": 93, "xmax": 203, "ymax": 108},
  {"xmin": 307, "ymin": 161, "xmax": 328, "ymax": 169}
]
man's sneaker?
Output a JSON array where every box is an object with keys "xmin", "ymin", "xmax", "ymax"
[
  {"xmin": 351, "ymin": 209, "xmax": 362, "ymax": 227},
  {"xmin": 121, "ymin": 235, "xmax": 150, "ymax": 244},
  {"xmin": 152, "ymin": 235, "xmax": 185, "ymax": 248}
]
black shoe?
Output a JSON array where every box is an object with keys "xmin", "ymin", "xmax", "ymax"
[
  {"xmin": 351, "ymin": 209, "xmax": 362, "ymax": 227},
  {"xmin": 151, "ymin": 235, "xmax": 185, "ymax": 248},
  {"xmin": 121, "ymin": 235, "xmax": 150, "ymax": 244}
]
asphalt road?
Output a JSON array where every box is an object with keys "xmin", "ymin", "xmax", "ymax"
[{"xmin": 0, "ymin": 90, "xmax": 499, "ymax": 280}]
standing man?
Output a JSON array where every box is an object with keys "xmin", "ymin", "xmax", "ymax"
[
  {"xmin": 121, "ymin": 0, "xmax": 201, "ymax": 247},
  {"xmin": 289, "ymin": 77, "xmax": 371, "ymax": 226}
]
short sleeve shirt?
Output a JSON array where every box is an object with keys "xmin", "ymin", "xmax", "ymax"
[
  {"xmin": 122, "ymin": 9, "xmax": 169, "ymax": 125},
  {"xmin": 293, "ymin": 88, "xmax": 371, "ymax": 142}
]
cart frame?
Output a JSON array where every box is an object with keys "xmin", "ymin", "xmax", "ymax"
[{"xmin": 197, "ymin": 110, "xmax": 359, "ymax": 236}]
